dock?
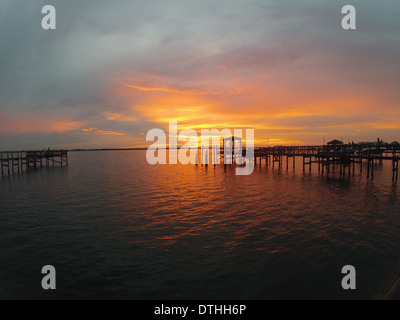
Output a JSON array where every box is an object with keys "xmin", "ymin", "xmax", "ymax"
[
  {"xmin": 198, "ymin": 141, "xmax": 399, "ymax": 181},
  {"xmin": 251, "ymin": 145, "xmax": 399, "ymax": 181},
  {"xmin": 1, "ymin": 150, "xmax": 68, "ymax": 176}
]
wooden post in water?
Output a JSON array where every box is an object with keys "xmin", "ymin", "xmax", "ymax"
[
  {"xmin": 393, "ymin": 157, "xmax": 396, "ymax": 182},
  {"xmin": 348, "ymin": 158, "xmax": 351, "ymax": 177},
  {"xmin": 10, "ymin": 153, "xmax": 14, "ymax": 175},
  {"xmin": 318, "ymin": 157, "xmax": 321, "ymax": 173},
  {"xmin": 327, "ymin": 157, "xmax": 330, "ymax": 174},
  {"xmin": 18, "ymin": 152, "xmax": 21, "ymax": 172},
  {"xmin": 7, "ymin": 153, "xmax": 10, "ymax": 175},
  {"xmin": 340, "ymin": 158, "xmax": 343, "ymax": 175},
  {"xmin": 393, "ymin": 156, "xmax": 399, "ymax": 182},
  {"xmin": 371, "ymin": 157, "xmax": 374, "ymax": 179},
  {"xmin": 213, "ymin": 145, "xmax": 217, "ymax": 167}
]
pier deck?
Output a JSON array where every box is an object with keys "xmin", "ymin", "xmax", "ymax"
[
  {"xmin": 250, "ymin": 145, "xmax": 399, "ymax": 181},
  {"xmin": 1, "ymin": 150, "xmax": 68, "ymax": 176}
]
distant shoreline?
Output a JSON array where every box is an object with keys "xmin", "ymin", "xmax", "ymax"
[{"xmin": 69, "ymin": 148, "xmax": 148, "ymax": 152}]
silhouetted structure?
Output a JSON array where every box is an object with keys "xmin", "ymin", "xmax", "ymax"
[
  {"xmin": 327, "ymin": 139, "xmax": 343, "ymax": 146},
  {"xmin": 1, "ymin": 150, "xmax": 68, "ymax": 176},
  {"xmin": 249, "ymin": 144, "xmax": 399, "ymax": 181},
  {"xmin": 223, "ymin": 136, "xmax": 243, "ymax": 164}
]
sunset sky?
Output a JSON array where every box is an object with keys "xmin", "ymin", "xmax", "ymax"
[{"xmin": 1, "ymin": 0, "xmax": 399, "ymax": 150}]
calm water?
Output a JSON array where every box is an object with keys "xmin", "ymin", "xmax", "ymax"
[{"xmin": 1, "ymin": 150, "xmax": 400, "ymax": 300}]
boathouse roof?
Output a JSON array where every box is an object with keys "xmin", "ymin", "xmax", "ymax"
[{"xmin": 327, "ymin": 139, "xmax": 344, "ymax": 145}]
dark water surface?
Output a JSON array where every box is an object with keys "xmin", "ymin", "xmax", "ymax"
[{"xmin": 1, "ymin": 150, "xmax": 400, "ymax": 299}]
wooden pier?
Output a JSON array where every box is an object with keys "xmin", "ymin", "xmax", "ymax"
[
  {"xmin": 0, "ymin": 150, "xmax": 68, "ymax": 177},
  {"xmin": 250, "ymin": 145, "xmax": 399, "ymax": 182}
]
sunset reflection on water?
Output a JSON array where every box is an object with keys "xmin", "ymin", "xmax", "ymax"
[{"xmin": 1, "ymin": 150, "xmax": 400, "ymax": 299}]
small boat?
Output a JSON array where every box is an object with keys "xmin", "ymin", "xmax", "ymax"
[{"xmin": 362, "ymin": 147, "xmax": 387, "ymax": 155}]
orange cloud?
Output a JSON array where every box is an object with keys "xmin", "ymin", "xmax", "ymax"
[
  {"xmin": 107, "ymin": 53, "xmax": 400, "ymax": 147},
  {"xmin": 103, "ymin": 111, "xmax": 137, "ymax": 122},
  {"xmin": 0, "ymin": 112, "xmax": 83, "ymax": 135},
  {"xmin": 81, "ymin": 128, "xmax": 126, "ymax": 136},
  {"xmin": 124, "ymin": 83, "xmax": 222, "ymax": 96},
  {"xmin": 104, "ymin": 112, "xmax": 122, "ymax": 120}
]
